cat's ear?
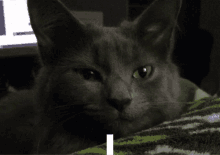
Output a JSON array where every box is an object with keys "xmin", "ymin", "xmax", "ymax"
[
  {"xmin": 133, "ymin": 0, "xmax": 182, "ymax": 58},
  {"xmin": 27, "ymin": 0, "xmax": 89, "ymax": 65}
]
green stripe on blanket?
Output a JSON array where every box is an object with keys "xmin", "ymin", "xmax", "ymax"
[{"xmin": 72, "ymin": 97, "xmax": 220, "ymax": 155}]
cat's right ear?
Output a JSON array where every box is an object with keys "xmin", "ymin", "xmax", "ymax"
[{"xmin": 27, "ymin": 0, "xmax": 89, "ymax": 65}]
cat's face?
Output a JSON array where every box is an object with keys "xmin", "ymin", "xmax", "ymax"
[{"xmin": 28, "ymin": 0, "xmax": 182, "ymax": 141}]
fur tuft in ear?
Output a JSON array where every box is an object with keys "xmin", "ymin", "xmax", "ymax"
[
  {"xmin": 133, "ymin": 0, "xmax": 182, "ymax": 59},
  {"xmin": 27, "ymin": 0, "xmax": 90, "ymax": 65}
]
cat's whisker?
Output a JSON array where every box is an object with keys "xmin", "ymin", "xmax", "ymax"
[
  {"xmin": 52, "ymin": 102, "xmax": 95, "ymax": 110},
  {"xmin": 52, "ymin": 111, "xmax": 85, "ymax": 131},
  {"xmin": 52, "ymin": 104, "xmax": 77, "ymax": 110},
  {"xmin": 36, "ymin": 135, "xmax": 41, "ymax": 154}
]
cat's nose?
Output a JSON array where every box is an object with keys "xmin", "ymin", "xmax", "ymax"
[
  {"xmin": 107, "ymin": 98, "xmax": 131, "ymax": 112},
  {"xmin": 107, "ymin": 79, "xmax": 132, "ymax": 112}
]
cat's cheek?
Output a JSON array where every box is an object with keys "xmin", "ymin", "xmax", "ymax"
[
  {"xmin": 51, "ymin": 73, "xmax": 103, "ymax": 105},
  {"xmin": 84, "ymin": 108, "xmax": 119, "ymax": 123},
  {"xmin": 81, "ymin": 81, "xmax": 103, "ymax": 104}
]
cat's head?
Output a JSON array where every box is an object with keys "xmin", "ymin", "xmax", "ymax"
[{"xmin": 28, "ymin": 0, "xmax": 182, "ymax": 144}]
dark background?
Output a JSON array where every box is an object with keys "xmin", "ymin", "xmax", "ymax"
[{"xmin": 0, "ymin": 0, "xmax": 218, "ymax": 96}]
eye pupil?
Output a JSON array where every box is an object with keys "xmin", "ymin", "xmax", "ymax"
[
  {"xmin": 133, "ymin": 66, "xmax": 152, "ymax": 79},
  {"xmin": 83, "ymin": 70, "xmax": 94, "ymax": 80},
  {"xmin": 75, "ymin": 69, "xmax": 102, "ymax": 81},
  {"xmin": 138, "ymin": 68, "xmax": 147, "ymax": 78},
  {"xmin": 74, "ymin": 68, "xmax": 102, "ymax": 81}
]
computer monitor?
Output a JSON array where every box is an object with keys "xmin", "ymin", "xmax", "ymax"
[
  {"xmin": 0, "ymin": 0, "xmax": 37, "ymax": 49},
  {"xmin": 0, "ymin": 0, "xmax": 103, "ymax": 50}
]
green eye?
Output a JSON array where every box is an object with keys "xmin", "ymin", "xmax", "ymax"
[{"xmin": 133, "ymin": 66, "xmax": 152, "ymax": 79}]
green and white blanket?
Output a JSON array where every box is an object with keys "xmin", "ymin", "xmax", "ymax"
[{"xmin": 72, "ymin": 97, "xmax": 220, "ymax": 155}]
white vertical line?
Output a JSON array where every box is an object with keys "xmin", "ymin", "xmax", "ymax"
[{"xmin": 107, "ymin": 134, "xmax": 114, "ymax": 155}]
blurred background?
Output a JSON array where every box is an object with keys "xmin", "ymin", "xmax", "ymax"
[{"xmin": 0, "ymin": 0, "xmax": 219, "ymax": 99}]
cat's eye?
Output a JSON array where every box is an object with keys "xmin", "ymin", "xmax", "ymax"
[
  {"xmin": 75, "ymin": 69, "xmax": 102, "ymax": 81},
  {"xmin": 133, "ymin": 66, "xmax": 152, "ymax": 79}
]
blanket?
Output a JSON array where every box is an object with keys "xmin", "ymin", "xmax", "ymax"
[{"xmin": 72, "ymin": 97, "xmax": 220, "ymax": 155}]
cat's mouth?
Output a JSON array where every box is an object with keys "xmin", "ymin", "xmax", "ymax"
[
  {"xmin": 118, "ymin": 115, "xmax": 133, "ymax": 122},
  {"xmin": 85, "ymin": 107, "xmax": 140, "ymax": 124},
  {"xmin": 83, "ymin": 105, "xmax": 164, "ymax": 136}
]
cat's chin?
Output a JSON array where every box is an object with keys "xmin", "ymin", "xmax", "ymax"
[
  {"xmin": 84, "ymin": 107, "xmax": 164, "ymax": 139},
  {"xmin": 108, "ymin": 113, "xmax": 157, "ymax": 139}
]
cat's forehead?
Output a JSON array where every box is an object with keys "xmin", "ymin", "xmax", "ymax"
[{"xmin": 72, "ymin": 26, "xmax": 157, "ymax": 73}]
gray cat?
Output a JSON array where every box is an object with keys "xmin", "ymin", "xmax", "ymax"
[{"xmin": 0, "ymin": 0, "xmax": 210, "ymax": 154}]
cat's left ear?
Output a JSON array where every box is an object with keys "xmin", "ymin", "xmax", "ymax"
[{"xmin": 133, "ymin": 0, "xmax": 182, "ymax": 57}]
